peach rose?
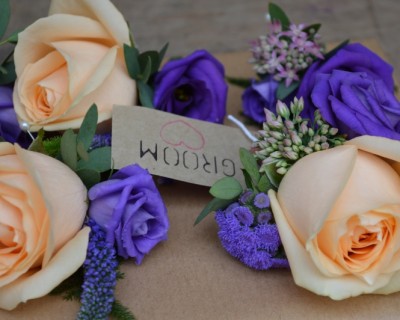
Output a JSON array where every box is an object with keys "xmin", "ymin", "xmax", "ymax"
[
  {"xmin": 0, "ymin": 142, "xmax": 89, "ymax": 310},
  {"xmin": 269, "ymin": 136, "xmax": 400, "ymax": 300},
  {"xmin": 13, "ymin": 0, "xmax": 136, "ymax": 131}
]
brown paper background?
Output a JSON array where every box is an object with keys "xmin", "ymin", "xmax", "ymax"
[{"xmin": 2, "ymin": 40, "xmax": 400, "ymax": 319}]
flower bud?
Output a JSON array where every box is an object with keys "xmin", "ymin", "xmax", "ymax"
[{"xmin": 276, "ymin": 100, "xmax": 291, "ymax": 119}]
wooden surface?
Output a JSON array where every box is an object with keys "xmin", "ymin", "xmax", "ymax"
[
  {"xmin": 2, "ymin": 42, "xmax": 400, "ymax": 320},
  {"xmin": 4, "ymin": 0, "xmax": 400, "ymax": 81}
]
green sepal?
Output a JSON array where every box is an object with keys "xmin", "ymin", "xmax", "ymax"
[
  {"xmin": 124, "ymin": 44, "xmax": 140, "ymax": 79},
  {"xmin": 137, "ymin": 80, "xmax": 154, "ymax": 108},
  {"xmin": 209, "ymin": 177, "xmax": 243, "ymax": 200},
  {"xmin": 61, "ymin": 129, "xmax": 77, "ymax": 171},
  {"xmin": 194, "ymin": 197, "xmax": 233, "ymax": 226},
  {"xmin": 263, "ymin": 162, "xmax": 283, "ymax": 188},
  {"xmin": 77, "ymin": 104, "xmax": 98, "ymax": 151},
  {"xmin": 302, "ymin": 23, "xmax": 321, "ymax": 38},
  {"xmin": 139, "ymin": 51, "xmax": 159, "ymax": 77},
  {"xmin": 257, "ymin": 174, "xmax": 274, "ymax": 193},
  {"xmin": 225, "ymin": 76, "xmax": 252, "ymax": 89},
  {"xmin": 324, "ymin": 39, "xmax": 350, "ymax": 60},
  {"xmin": 276, "ymin": 80, "xmax": 299, "ymax": 100},
  {"xmin": 0, "ymin": 0, "xmax": 10, "ymax": 40},
  {"xmin": 268, "ymin": 3, "xmax": 291, "ymax": 30},
  {"xmin": 157, "ymin": 42, "xmax": 169, "ymax": 68},
  {"xmin": 239, "ymin": 147, "xmax": 260, "ymax": 185},
  {"xmin": 77, "ymin": 146, "xmax": 111, "ymax": 173},
  {"xmin": 76, "ymin": 168, "xmax": 100, "ymax": 189},
  {"xmin": 0, "ymin": 61, "xmax": 16, "ymax": 85},
  {"xmin": 28, "ymin": 129, "xmax": 46, "ymax": 154}
]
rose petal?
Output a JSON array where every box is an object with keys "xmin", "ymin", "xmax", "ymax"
[{"xmin": 0, "ymin": 227, "xmax": 89, "ymax": 310}]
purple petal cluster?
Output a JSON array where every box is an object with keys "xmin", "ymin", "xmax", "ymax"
[
  {"xmin": 250, "ymin": 22, "xmax": 324, "ymax": 86},
  {"xmin": 78, "ymin": 218, "xmax": 118, "ymax": 320},
  {"xmin": 90, "ymin": 133, "xmax": 112, "ymax": 149},
  {"xmin": 215, "ymin": 202, "xmax": 289, "ymax": 270}
]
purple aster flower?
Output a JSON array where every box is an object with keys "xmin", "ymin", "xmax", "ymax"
[
  {"xmin": 253, "ymin": 193, "xmax": 270, "ymax": 209},
  {"xmin": 78, "ymin": 218, "xmax": 118, "ymax": 320},
  {"xmin": 225, "ymin": 202, "xmax": 240, "ymax": 215},
  {"xmin": 214, "ymin": 208, "xmax": 289, "ymax": 270},
  {"xmin": 233, "ymin": 206, "xmax": 254, "ymax": 226}
]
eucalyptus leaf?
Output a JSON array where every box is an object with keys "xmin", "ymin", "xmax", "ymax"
[
  {"xmin": 241, "ymin": 169, "xmax": 254, "ymax": 189},
  {"xmin": 77, "ymin": 104, "xmax": 98, "ymax": 151},
  {"xmin": 239, "ymin": 148, "xmax": 260, "ymax": 185},
  {"xmin": 276, "ymin": 80, "xmax": 299, "ymax": 100},
  {"xmin": 76, "ymin": 141, "xmax": 89, "ymax": 161},
  {"xmin": 137, "ymin": 80, "xmax": 154, "ymax": 108},
  {"xmin": 0, "ymin": 0, "xmax": 10, "ymax": 40},
  {"xmin": 0, "ymin": 61, "xmax": 16, "ymax": 85},
  {"xmin": 61, "ymin": 129, "xmax": 77, "ymax": 171},
  {"xmin": 77, "ymin": 146, "xmax": 111, "ymax": 172},
  {"xmin": 194, "ymin": 197, "xmax": 232, "ymax": 226},
  {"xmin": 257, "ymin": 174, "xmax": 274, "ymax": 193},
  {"xmin": 268, "ymin": 3, "xmax": 290, "ymax": 30},
  {"xmin": 209, "ymin": 177, "xmax": 243, "ymax": 200},
  {"xmin": 124, "ymin": 44, "xmax": 140, "ymax": 79},
  {"xmin": 28, "ymin": 129, "xmax": 46, "ymax": 154},
  {"xmin": 76, "ymin": 168, "xmax": 100, "ymax": 189},
  {"xmin": 139, "ymin": 51, "xmax": 159, "ymax": 75},
  {"xmin": 263, "ymin": 162, "xmax": 283, "ymax": 188},
  {"xmin": 226, "ymin": 76, "xmax": 252, "ymax": 89}
]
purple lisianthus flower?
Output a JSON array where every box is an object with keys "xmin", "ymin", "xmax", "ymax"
[
  {"xmin": 153, "ymin": 49, "xmax": 227, "ymax": 123},
  {"xmin": 297, "ymin": 43, "xmax": 400, "ymax": 139},
  {"xmin": 88, "ymin": 164, "xmax": 169, "ymax": 264},
  {"xmin": 0, "ymin": 86, "xmax": 21, "ymax": 143},
  {"xmin": 242, "ymin": 77, "xmax": 279, "ymax": 123}
]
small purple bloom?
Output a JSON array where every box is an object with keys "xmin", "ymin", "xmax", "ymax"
[
  {"xmin": 215, "ymin": 209, "xmax": 289, "ymax": 270},
  {"xmin": 0, "ymin": 86, "xmax": 21, "ymax": 143},
  {"xmin": 225, "ymin": 202, "xmax": 240, "ymax": 215},
  {"xmin": 88, "ymin": 164, "xmax": 169, "ymax": 264},
  {"xmin": 233, "ymin": 206, "xmax": 254, "ymax": 226},
  {"xmin": 239, "ymin": 189, "xmax": 254, "ymax": 205},
  {"xmin": 253, "ymin": 192, "xmax": 270, "ymax": 209},
  {"xmin": 154, "ymin": 50, "xmax": 227, "ymax": 123},
  {"xmin": 257, "ymin": 211, "xmax": 272, "ymax": 224},
  {"xmin": 297, "ymin": 43, "xmax": 398, "ymax": 139},
  {"xmin": 242, "ymin": 77, "xmax": 279, "ymax": 123}
]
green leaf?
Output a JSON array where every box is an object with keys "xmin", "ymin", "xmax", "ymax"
[
  {"xmin": 137, "ymin": 80, "xmax": 154, "ymax": 108},
  {"xmin": 268, "ymin": 3, "xmax": 290, "ymax": 30},
  {"xmin": 0, "ymin": 60, "xmax": 16, "ymax": 85},
  {"xmin": 194, "ymin": 197, "xmax": 233, "ymax": 226},
  {"xmin": 140, "ymin": 56, "xmax": 152, "ymax": 83},
  {"xmin": 241, "ymin": 169, "xmax": 253, "ymax": 189},
  {"xmin": 77, "ymin": 104, "xmax": 98, "ymax": 151},
  {"xmin": 226, "ymin": 76, "xmax": 252, "ymax": 88},
  {"xmin": 76, "ymin": 141, "xmax": 89, "ymax": 161},
  {"xmin": 124, "ymin": 44, "xmax": 140, "ymax": 79},
  {"xmin": 139, "ymin": 51, "xmax": 159, "ymax": 76},
  {"xmin": 77, "ymin": 146, "xmax": 111, "ymax": 172},
  {"xmin": 257, "ymin": 174, "xmax": 273, "ymax": 193},
  {"xmin": 5, "ymin": 30, "xmax": 18, "ymax": 44},
  {"xmin": 276, "ymin": 80, "xmax": 299, "ymax": 100},
  {"xmin": 209, "ymin": 177, "xmax": 243, "ymax": 200},
  {"xmin": 239, "ymin": 148, "xmax": 260, "ymax": 185},
  {"xmin": 28, "ymin": 129, "xmax": 46, "ymax": 154},
  {"xmin": 110, "ymin": 300, "xmax": 137, "ymax": 320},
  {"xmin": 324, "ymin": 39, "xmax": 350, "ymax": 60},
  {"xmin": 263, "ymin": 162, "xmax": 283, "ymax": 188},
  {"xmin": 0, "ymin": 0, "xmax": 10, "ymax": 40},
  {"xmin": 302, "ymin": 23, "xmax": 321, "ymax": 38},
  {"xmin": 61, "ymin": 129, "xmax": 77, "ymax": 171},
  {"xmin": 43, "ymin": 136, "xmax": 62, "ymax": 158},
  {"xmin": 76, "ymin": 168, "xmax": 100, "ymax": 189},
  {"xmin": 157, "ymin": 43, "xmax": 169, "ymax": 68}
]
